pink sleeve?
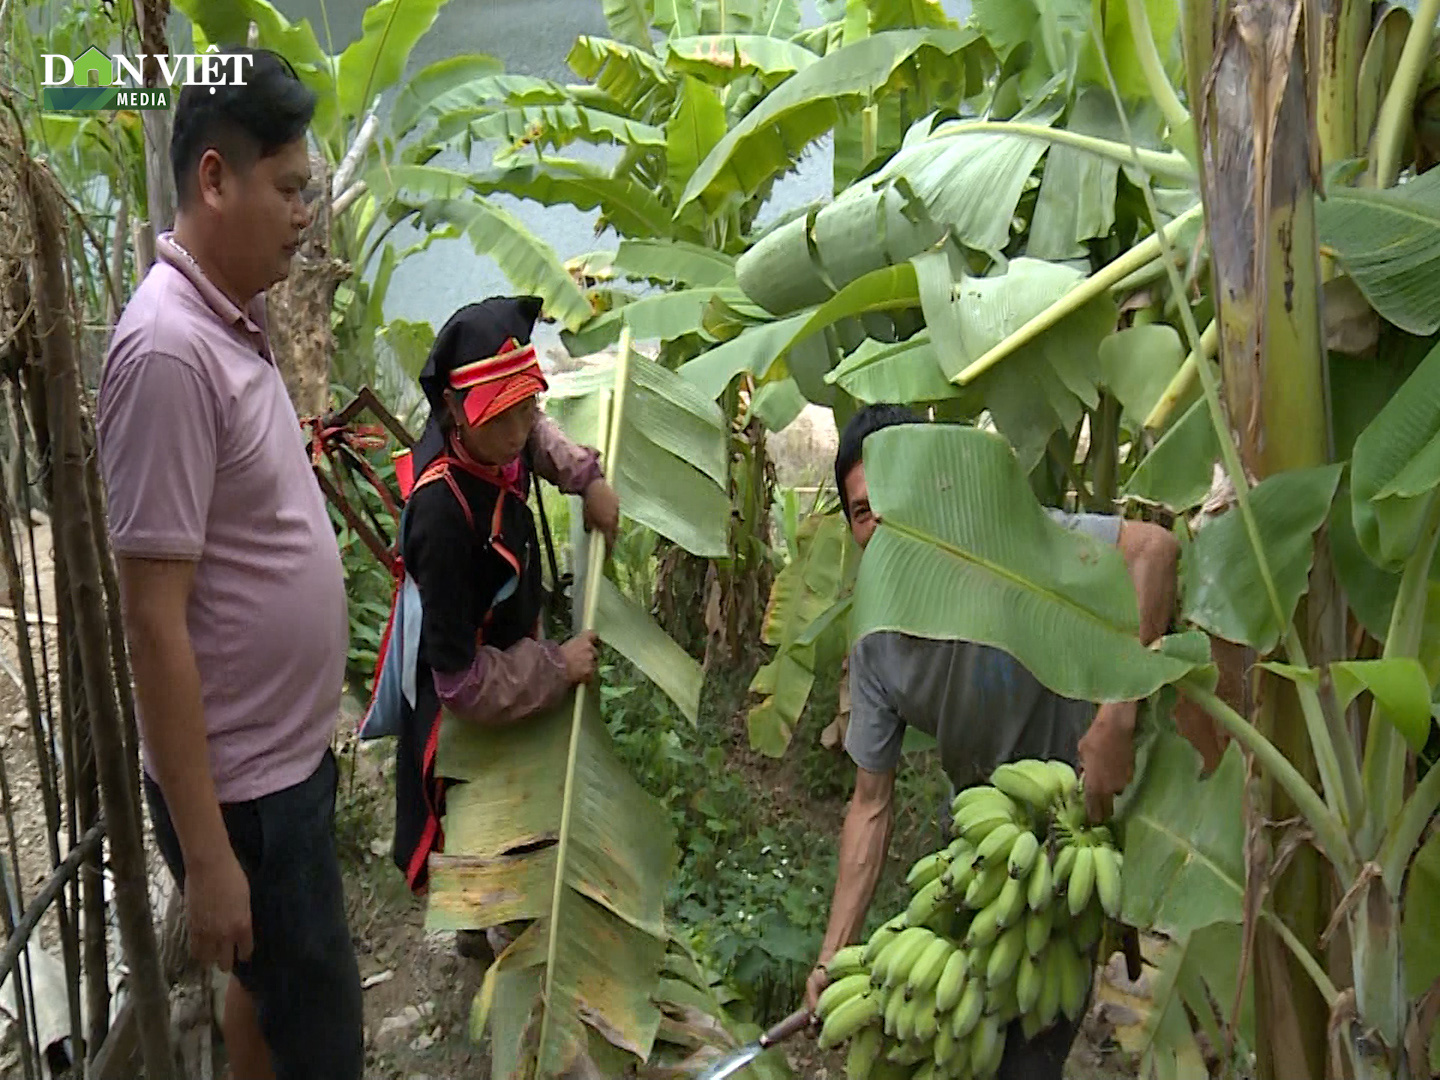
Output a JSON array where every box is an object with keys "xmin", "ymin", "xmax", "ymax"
[
  {"xmin": 528, "ymin": 414, "xmax": 603, "ymax": 495},
  {"xmin": 433, "ymin": 638, "xmax": 571, "ymax": 725},
  {"xmin": 96, "ymin": 352, "xmax": 219, "ymax": 560}
]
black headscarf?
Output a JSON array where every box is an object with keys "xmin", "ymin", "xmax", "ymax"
[{"xmin": 411, "ymin": 296, "xmax": 545, "ymax": 477}]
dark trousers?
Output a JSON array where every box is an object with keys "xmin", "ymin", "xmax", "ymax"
[{"xmin": 146, "ymin": 749, "xmax": 364, "ymax": 1080}]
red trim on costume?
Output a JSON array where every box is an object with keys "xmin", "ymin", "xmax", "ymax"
[
  {"xmin": 461, "ymin": 374, "xmax": 546, "ymax": 428},
  {"xmin": 446, "ymin": 339, "xmax": 536, "ymax": 390},
  {"xmin": 446, "ymin": 337, "xmax": 549, "ymax": 430},
  {"xmin": 394, "ymin": 450, "xmax": 415, "ymax": 501}
]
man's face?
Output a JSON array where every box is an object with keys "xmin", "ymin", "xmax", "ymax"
[
  {"xmin": 211, "ymin": 138, "xmax": 312, "ymax": 294},
  {"xmin": 844, "ymin": 462, "xmax": 877, "ymax": 548}
]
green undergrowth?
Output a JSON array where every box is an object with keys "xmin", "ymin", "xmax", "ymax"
[{"xmin": 601, "ymin": 649, "xmax": 951, "ymax": 1024}]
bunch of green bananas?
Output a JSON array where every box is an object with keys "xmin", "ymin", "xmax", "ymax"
[{"xmin": 812, "ymin": 759, "xmax": 1125, "ymax": 1079}]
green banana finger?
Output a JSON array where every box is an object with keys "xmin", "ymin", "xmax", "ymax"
[
  {"xmin": 817, "ymin": 973, "xmax": 871, "ymax": 1017},
  {"xmin": 827, "ymin": 944, "xmax": 868, "ymax": 979},
  {"xmin": 1068, "ymin": 847, "xmax": 1097, "ymax": 917},
  {"xmin": 1026, "ymin": 850, "xmax": 1053, "ymax": 912},
  {"xmin": 986, "ymin": 923, "xmax": 1027, "ymax": 987},
  {"xmin": 818, "ymin": 990, "xmax": 881, "ymax": 1048},
  {"xmin": 845, "ymin": 1025, "xmax": 883, "ymax": 1080},
  {"xmin": 935, "ymin": 947, "xmax": 969, "ymax": 1011},
  {"xmin": 950, "ymin": 978, "xmax": 984, "ymax": 1039},
  {"xmin": 966, "ymin": 863, "xmax": 1009, "ymax": 910},
  {"xmin": 1093, "ymin": 845, "xmax": 1123, "ymax": 918}
]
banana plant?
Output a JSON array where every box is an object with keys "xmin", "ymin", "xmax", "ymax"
[
  {"xmin": 747, "ymin": 502, "xmax": 858, "ymax": 756},
  {"xmin": 815, "ymin": 0, "xmax": 1440, "ymax": 1075}
]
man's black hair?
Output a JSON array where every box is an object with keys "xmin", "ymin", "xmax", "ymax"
[
  {"xmin": 835, "ymin": 403, "xmax": 923, "ymax": 519},
  {"xmin": 170, "ymin": 47, "xmax": 316, "ymax": 208}
]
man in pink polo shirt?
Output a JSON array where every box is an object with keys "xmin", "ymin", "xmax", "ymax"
[{"xmin": 97, "ymin": 49, "xmax": 362, "ymax": 1079}]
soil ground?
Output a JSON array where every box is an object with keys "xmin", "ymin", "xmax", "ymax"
[{"xmin": 0, "ymin": 518, "xmax": 1156, "ymax": 1078}]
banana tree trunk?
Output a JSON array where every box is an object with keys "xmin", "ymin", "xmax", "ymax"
[
  {"xmin": 1184, "ymin": 4, "xmax": 1334, "ymax": 1078},
  {"xmin": 265, "ymin": 154, "xmax": 347, "ymax": 419}
]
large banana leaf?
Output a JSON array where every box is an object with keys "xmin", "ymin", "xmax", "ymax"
[
  {"xmin": 428, "ymin": 343, "xmax": 694, "ymax": 1076},
  {"xmin": 678, "ymin": 27, "xmax": 984, "ymax": 211},
  {"xmin": 609, "ymin": 239, "xmax": 737, "ymax": 288},
  {"xmin": 389, "ymin": 55, "xmax": 505, "ymax": 141},
  {"xmin": 336, "ymin": 0, "xmax": 453, "ymax": 121},
  {"xmin": 1076, "ymin": 0, "xmax": 1182, "ymax": 102},
  {"xmin": 176, "ymin": 0, "xmax": 339, "ymax": 141},
  {"xmin": 1351, "ymin": 338, "xmax": 1440, "ymax": 569},
  {"xmin": 1120, "ymin": 730, "xmax": 1246, "ymax": 950},
  {"xmin": 676, "ymin": 311, "xmax": 813, "ymax": 398},
  {"xmin": 944, "ymin": 258, "xmax": 1118, "ymax": 471},
  {"xmin": 684, "ymin": 0, "xmax": 804, "ymax": 36},
  {"xmin": 1180, "ymin": 464, "xmax": 1343, "ymax": 653},
  {"xmin": 604, "ymin": 0, "xmax": 658, "ymax": 51},
  {"xmin": 546, "ymin": 352, "xmax": 731, "ymax": 558},
  {"xmin": 1316, "ymin": 168, "xmax": 1440, "ymax": 336},
  {"xmin": 735, "ymin": 186, "xmax": 947, "ymax": 315},
  {"xmin": 865, "ymin": 0, "xmax": 957, "ymax": 32},
  {"xmin": 1118, "ymin": 732, "xmax": 1251, "ymax": 1080},
  {"xmin": 663, "ymin": 34, "xmax": 820, "ymax": 86},
  {"xmin": 851, "ymin": 424, "xmax": 1206, "ymax": 702},
  {"xmin": 665, "ymin": 77, "xmax": 728, "ymax": 199},
  {"xmin": 408, "ymin": 197, "xmax": 593, "ymax": 331},
  {"xmin": 429, "ymin": 693, "xmax": 676, "ymax": 1074},
  {"xmin": 563, "ymin": 287, "xmax": 743, "ymax": 356},
  {"xmin": 651, "ymin": 0, "xmax": 702, "ymax": 35},
  {"xmin": 466, "ymin": 160, "xmax": 679, "ymax": 240},
  {"xmin": 1027, "ymin": 87, "xmax": 1123, "ymax": 260},
  {"xmin": 443, "ymin": 101, "xmax": 668, "ymax": 154},
  {"xmin": 1330, "ymin": 481, "xmax": 1440, "ymax": 662},
  {"xmin": 408, "ymin": 75, "xmax": 577, "ymax": 144},
  {"xmin": 569, "ymin": 37, "xmax": 676, "ymax": 118},
  {"xmin": 1122, "ymin": 397, "xmax": 1218, "ymax": 512},
  {"xmin": 368, "ymin": 165, "xmax": 603, "ymax": 323},
  {"xmin": 825, "ymin": 333, "xmax": 967, "ymax": 405},
  {"xmin": 1099, "ymin": 324, "xmax": 1186, "ymax": 432},
  {"xmin": 732, "ymin": 106, "xmax": 1058, "ymax": 315}
]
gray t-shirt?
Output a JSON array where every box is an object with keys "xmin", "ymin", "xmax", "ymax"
[{"xmin": 844, "ymin": 510, "xmax": 1123, "ymax": 789}]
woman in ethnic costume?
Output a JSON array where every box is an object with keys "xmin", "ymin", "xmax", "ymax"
[{"xmin": 391, "ymin": 296, "xmax": 618, "ymax": 897}]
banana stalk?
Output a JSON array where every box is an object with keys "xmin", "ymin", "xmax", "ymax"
[
  {"xmin": 537, "ymin": 331, "xmax": 632, "ymax": 1069},
  {"xmin": 1370, "ymin": 0, "xmax": 1440, "ymax": 187},
  {"xmin": 1178, "ymin": 4, "xmax": 1334, "ymax": 1078}
]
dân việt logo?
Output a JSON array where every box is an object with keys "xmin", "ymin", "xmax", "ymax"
[{"xmin": 41, "ymin": 46, "xmax": 254, "ymax": 111}]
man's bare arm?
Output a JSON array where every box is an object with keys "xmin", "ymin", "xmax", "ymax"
[
  {"xmin": 117, "ymin": 558, "xmax": 226, "ymax": 859},
  {"xmin": 1079, "ymin": 520, "xmax": 1180, "ymax": 818},
  {"xmin": 807, "ymin": 766, "xmax": 896, "ymax": 1008}
]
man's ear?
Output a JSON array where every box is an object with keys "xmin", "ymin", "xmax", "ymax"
[{"xmin": 195, "ymin": 148, "xmax": 227, "ymax": 208}]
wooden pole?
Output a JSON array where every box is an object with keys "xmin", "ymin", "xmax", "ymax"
[{"xmin": 23, "ymin": 156, "xmax": 176, "ymax": 1080}]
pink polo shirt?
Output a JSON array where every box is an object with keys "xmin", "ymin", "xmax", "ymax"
[{"xmin": 97, "ymin": 235, "xmax": 348, "ymax": 804}]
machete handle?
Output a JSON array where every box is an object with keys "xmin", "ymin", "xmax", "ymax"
[{"xmin": 759, "ymin": 1008, "xmax": 814, "ymax": 1048}]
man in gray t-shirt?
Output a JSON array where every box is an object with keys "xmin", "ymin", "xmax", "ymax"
[
  {"xmin": 805, "ymin": 406, "xmax": 1179, "ymax": 1080},
  {"xmin": 846, "ymin": 508, "xmax": 1121, "ymax": 793}
]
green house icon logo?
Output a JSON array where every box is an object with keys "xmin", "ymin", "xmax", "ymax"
[{"xmin": 70, "ymin": 46, "xmax": 114, "ymax": 87}]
